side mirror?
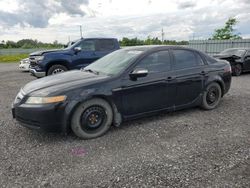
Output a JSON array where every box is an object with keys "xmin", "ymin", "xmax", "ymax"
[
  {"xmin": 129, "ymin": 68, "xmax": 148, "ymax": 80},
  {"xmin": 74, "ymin": 47, "xmax": 82, "ymax": 53}
]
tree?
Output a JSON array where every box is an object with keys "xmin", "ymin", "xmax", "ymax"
[{"xmin": 212, "ymin": 18, "xmax": 242, "ymax": 40}]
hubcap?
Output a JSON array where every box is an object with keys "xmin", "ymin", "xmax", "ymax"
[
  {"xmin": 52, "ymin": 68, "xmax": 64, "ymax": 74},
  {"xmin": 206, "ymin": 86, "xmax": 219, "ymax": 105},
  {"xmin": 80, "ymin": 106, "xmax": 107, "ymax": 133}
]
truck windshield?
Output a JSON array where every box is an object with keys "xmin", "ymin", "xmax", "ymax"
[
  {"xmin": 84, "ymin": 49, "xmax": 143, "ymax": 76},
  {"xmin": 220, "ymin": 49, "xmax": 246, "ymax": 57}
]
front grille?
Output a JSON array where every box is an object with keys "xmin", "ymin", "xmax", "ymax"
[{"xmin": 29, "ymin": 57, "xmax": 37, "ymax": 68}]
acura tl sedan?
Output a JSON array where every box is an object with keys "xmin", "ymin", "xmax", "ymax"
[{"xmin": 12, "ymin": 46, "xmax": 232, "ymax": 139}]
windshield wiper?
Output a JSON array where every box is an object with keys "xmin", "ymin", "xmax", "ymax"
[{"xmin": 83, "ymin": 69, "xmax": 99, "ymax": 75}]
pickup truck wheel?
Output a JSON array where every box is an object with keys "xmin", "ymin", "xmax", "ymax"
[
  {"xmin": 47, "ymin": 64, "xmax": 68, "ymax": 75},
  {"xmin": 233, "ymin": 64, "xmax": 242, "ymax": 76},
  {"xmin": 201, "ymin": 82, "xmax": 222, "ymax": 110},
  {"xmin": 71, "ymin": 98, "xmax": 113, "ymax": 139}
]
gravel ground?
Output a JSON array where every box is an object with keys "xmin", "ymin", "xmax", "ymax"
[{"xmin": 0, "ymin": 63, "xmax": 249, "ymax": 188}]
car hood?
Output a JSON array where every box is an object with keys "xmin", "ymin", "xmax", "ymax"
[
  {"xmin": 22, "ymin": 70, "xmax": 109, "ymax": 96},
  {"xmin": 213, "ymin": 54, "xmax": 241, "ymax": 59},
  {"xmin": 30, "ymin": 49, "xmax": 65, "ymax": 56}
]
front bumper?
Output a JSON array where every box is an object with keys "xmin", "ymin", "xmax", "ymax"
[
  {"xmin": 12, "ymin": 102, "xmax": 67, "ymax": 132},
  {"xmin": 30, "ymin": 69, "xmax": 46, "ymax": 78},
  {"xmin": 19, "ymin": 63, "xmax": 30, "ymax": 71}
]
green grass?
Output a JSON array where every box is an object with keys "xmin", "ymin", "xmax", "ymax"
[{"xmin": 0, "ymin": 54, "xmax": 29, "ymax": 63}]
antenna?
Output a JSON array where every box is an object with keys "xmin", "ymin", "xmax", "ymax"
[
  {"xmin": 161, "ymin": 28, "xmax": 164, "ymax": 43},
  {"xmin": 80, "ymin": 25, "xmax": 83, "ymax": 39}
]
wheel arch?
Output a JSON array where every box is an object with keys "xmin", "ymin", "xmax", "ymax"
[
  {"xmin": 205, "ymin": 78, "xmax": 225, "ymax": 97},
  {"xmin": 63, "ymin": 95, "xmax": 122, "ymax": 134},
  {"xmin": 45, "ymin": 60, "xmax": 70, "ymax": 75}
]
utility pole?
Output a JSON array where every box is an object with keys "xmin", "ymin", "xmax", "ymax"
[
  {"xmin": 80, "ymin": 25, "xmax": 83, "ymax": 39},
  {"xmin": 161, "ymin": 28, "xmax": 164, "ymax": 44}
]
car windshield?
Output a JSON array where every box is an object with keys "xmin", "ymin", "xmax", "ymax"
[
  {"xmin": 220, "ymin": 49, "xmax": 246, "ymax": 57},
  {"xmin": 83, "ymin": 49, "xmax": 143, "ymax": 76}
]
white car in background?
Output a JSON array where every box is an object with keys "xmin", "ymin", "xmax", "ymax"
[{"xmin": 19, "ymin": 58, "xmax": 30, "ymax": 71}]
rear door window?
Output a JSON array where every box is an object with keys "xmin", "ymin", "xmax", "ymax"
[
  {"xmin": 97, "ymin": 39, "xmax": 115, "ymax": 51},
  {"xmin": 172, "ymin": 50, "xmax": 200, "ymax": 70}
]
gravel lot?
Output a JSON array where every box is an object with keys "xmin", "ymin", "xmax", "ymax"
[{"xmin": 0, "ymin": 63, "xmax": 249, "ymax": 187}]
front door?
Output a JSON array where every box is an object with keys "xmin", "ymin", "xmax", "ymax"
[
  {"xmin": 120, "ymin": 50, "xmax": 176, "ymax": 116},
  {"xmin": 72, "ymin": 39, "xmax": 99, "ymax": 69}
]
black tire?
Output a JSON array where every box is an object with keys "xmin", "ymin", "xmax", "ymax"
[
  {"xmin": 71, "ymin": 98, "xmax": 113, "ymax": 139},
  {"xmin": 47, "ymin": 64, "xmax": 68, "ymax": 75},
  {"xmin": 201, "ymin": 82, "xmax": 222, "ymax": 110},
  {"xmin": 233, "ymin": 64, "xmax": 242, "ymax": 76}
]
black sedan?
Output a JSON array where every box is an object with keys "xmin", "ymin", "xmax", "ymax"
[
  {"xmin": 12, "ymin": 46, "xmax": 232, "ymax": 139},
  {"xmin": 214, "ymin": 48, "xmax": 250, "ymax": 76}
]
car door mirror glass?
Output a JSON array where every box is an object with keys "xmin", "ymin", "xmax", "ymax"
[
  {"xmin": 74, "ymin": 47, "xmax": 82, "ymax": 52},
  {"xmin": 129, "ymin": 68, "xmax": 148, "ymax": 80}
]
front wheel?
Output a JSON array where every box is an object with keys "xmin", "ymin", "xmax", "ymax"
[
  {"xmin": 47, "ymin": 64, "xmax": 68, "ymax": 76},
  {"xmin": 71, "ymin": 98, "xmax": 113, "ymax": 139},
  {"xmin": 201, "ymin": 82, "xmax": 222, "ymax": 110}
]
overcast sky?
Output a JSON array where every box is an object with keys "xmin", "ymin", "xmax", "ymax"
[{"xmin": 0, "ymin": 0, "xmax": 249, "ymax": 43}]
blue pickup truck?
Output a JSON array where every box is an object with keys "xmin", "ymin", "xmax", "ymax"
[{"xmin": 29, "ymin": 38, "xmax": 120, "ymax": 78}]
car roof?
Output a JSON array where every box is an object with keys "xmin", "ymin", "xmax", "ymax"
[
  {"xmin": 121, "ymin": 45, "xmax": 199, "ymax": 53},
  {"xmin": 80, "ymin": 38, "xmax": 117, "ymax": 40}
]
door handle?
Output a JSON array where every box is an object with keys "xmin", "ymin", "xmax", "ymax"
[
  {"xmin": 166, "ymin": 76, "xmax": 176, "ymax": 81},
  {"xmin": 199, "ymin": 71, "xmax": 207, "ymax": 75}
]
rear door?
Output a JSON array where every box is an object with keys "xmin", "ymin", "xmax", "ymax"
[
  {"xmin": 171, "ymin": 49, "xmax": 206, "ymax": 107},
  {"xmin": 71, "ymin": 39, "xmax": 99, "ymax": 69}
]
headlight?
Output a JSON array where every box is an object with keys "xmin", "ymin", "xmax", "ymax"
[
  {"xmin": 23, "ymin": 59, "xmax": 29, "ymax": 64},
  {"xmin": 25, "ymin": 95, "xmax": 66, "ymax": 104},
  {"xmin": 34, "ymin": 56, "xmax": 44, "ymax": 61}
]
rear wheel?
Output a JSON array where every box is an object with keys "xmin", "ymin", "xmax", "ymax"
[
  {"xmin": 47, "ymin": 64, "xmax": 68, "ymax": 75},
  {"xmin": 201, "ymin": 82, "xmax": 222, "ymax": 110},
  {"xmin": 233, "ymin": 64, "xmax": 242, "ymax": 76},
  {"xmin": 71, "ymin": 98, "xmax": 113, "ymax": 139}
]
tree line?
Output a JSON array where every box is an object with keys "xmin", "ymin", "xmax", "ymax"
[
  {"xmin": 0, "ymin": 39, "xmax": 63, "ymax": 49},
  {"xmin": 0, "ymin": 37, "xmax": 188, "ymax": 49},
  {"xmin": 119, "ymin": 37, "xmax": 188, "ymax": 46}
]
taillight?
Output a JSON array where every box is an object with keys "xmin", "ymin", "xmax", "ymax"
[{"xmin": 224, "ymin": 65, "xmax": 232, "ymax": 73}]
